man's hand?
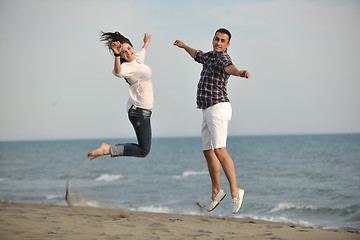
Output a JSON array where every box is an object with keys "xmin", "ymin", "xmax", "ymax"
[
  {"xmin": 173, "ymin": 40, "xmax": 186, "ymax": 48},
  {"xmin": 173, "ymin": 40, "xmax": 197, "ymax": 59},
  {"xmin": 239, "ymin": 70, "xmax": 250, "ymax": 79}
]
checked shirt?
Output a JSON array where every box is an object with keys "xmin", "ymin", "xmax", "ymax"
[{"xmin": 194, "ymin": 49, "xmax": 233, "ymax": 109}]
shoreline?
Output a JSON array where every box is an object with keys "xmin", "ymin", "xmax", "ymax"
[{"xmin": 0, "ymin": 202, "xmax": 358, "ymax": 240}]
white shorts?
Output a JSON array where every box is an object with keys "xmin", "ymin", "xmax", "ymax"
[{"xmin": 202, "ymin": 102, "xmax": 232, "ymax": 150}]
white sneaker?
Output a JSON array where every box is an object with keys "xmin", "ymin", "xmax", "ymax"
[
  {"xmin": 232, "ymin": 188, "xmax": 245, "ymax": 214},
  {"xmin": 207, "ymin": 189, "xmax": 226, "ymax": 212}
]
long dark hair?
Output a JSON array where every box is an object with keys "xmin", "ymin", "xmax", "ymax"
[{"xmin": 100, "ymin": 31, "xmax": 133, "ymax": 63}]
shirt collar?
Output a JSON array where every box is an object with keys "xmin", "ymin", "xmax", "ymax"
[{"xmin": 212, "ymin": 49, "xmax": 228, "ymax": 56}]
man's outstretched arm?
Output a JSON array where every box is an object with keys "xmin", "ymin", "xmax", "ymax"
[
  {"xmin": 225, "ymin": 64, "xmax": 250, "ymax": 79},
  {"xmin": 173, "ymin": 40, "xmax": 197, "ymax": 59}
]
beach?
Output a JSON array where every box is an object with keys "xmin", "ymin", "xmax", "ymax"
[
  {"xmin": 0, "ymin": 202, "xmax": 358, "ymax": 240},
  {"xmin": 1, "ymin": 135, "xmax": 359, "ymax": 233}
]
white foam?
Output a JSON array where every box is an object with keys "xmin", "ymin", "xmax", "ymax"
[
  {"xmin": 0, "ymin": 178, "xmax": 7, "ymax": 182},
  {"xmin": 137, "ymin": 205, "xmax": 175, "ymax": 214},
  {"xmin": 239, "ymin": 213, "xmax": 316, "ymax": 228},
  {"xmin": 95, "ymin": 174, "xmax": 124, "ymax": 182},
  {"xmin": 323, "ymin": 225, "xmax": 341, "ymax": 231},
  {"xmin": 270, "ymin": 202, "xmax": 317, "ymax": 213},
  {"xmin": 173, "ymin": 170, "xmax": 208, "ymax": 179},
  {"xmin": 74, "ymin": 199, "xmax": 101, "ymax": 207},
  {"xmin": 183, "ymin": 210, "xmax": 203, "ymax": 216},
  {"xmin": 46, "ymin": 194, "xmax": 61, "ymax": 200}
]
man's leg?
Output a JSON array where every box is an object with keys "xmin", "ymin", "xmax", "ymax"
[
  {"xmin": 202, "ymin": 103, "xmax": 244, "ymax": 213},
  {"xmin": 203, "ymin": 149, "xmax": 221, "ymax": 199},
  {"xmin": 214, "ymin": 147, "xmax": 239, "ymax": 198},
  {"xmin": 215, "ymin": 147, "xmax": 244, "ymax": 214}
]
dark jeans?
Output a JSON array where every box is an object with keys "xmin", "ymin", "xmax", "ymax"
[{"xmin": 110, "ymin": 107, "xmax": 152, "ymax": 158}]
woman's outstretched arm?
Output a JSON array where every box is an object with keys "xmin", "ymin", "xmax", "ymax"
[
  {"xmin": 142, "ymin": 33, "xmax": 151, "ymax": 51},
  {"xmin": 112, "ymin": 41, "xmax": 122, "ymax": 74}
]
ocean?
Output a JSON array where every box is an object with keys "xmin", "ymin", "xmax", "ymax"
[{"xmin": 0, "ymin": 134, "xmax": 359, "ymax": 232}]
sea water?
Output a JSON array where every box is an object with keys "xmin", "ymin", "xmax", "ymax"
[{"xmin": 0, "ymin": 134, "xmax": 359, "ymax": 231}]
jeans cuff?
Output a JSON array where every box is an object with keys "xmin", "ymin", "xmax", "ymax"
[{"xmin": 110, "ymin": 145, "xmax": 124, "ymax": 157}]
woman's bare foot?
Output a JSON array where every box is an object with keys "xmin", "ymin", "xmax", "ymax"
[{"xmin": 88, "ymin": 142, "xmax": 112, "ymax": 160}]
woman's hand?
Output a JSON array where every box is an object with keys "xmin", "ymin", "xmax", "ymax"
[
  {"xmin": 111, "ymin": 41, "xmax": 122, "ymax": 74},
  {"xmin": 142, "ymin": 33, "xmax": 151, "ymax": 50},
  {"xmin": 143, "ymin": 33, "xmax": 151, "ymax": 45},
  {"xmin": 111, "ymin": 41, "xmax": 122, "ymax": 55}
]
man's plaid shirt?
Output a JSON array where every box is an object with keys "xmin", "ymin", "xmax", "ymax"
[{"xmin": 194, "ymin": 50, "xmax": 233, "ymax": 109}]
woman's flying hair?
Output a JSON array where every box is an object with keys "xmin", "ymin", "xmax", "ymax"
[
  {"xmin": 100, "ymin": 31, "xmax": 133, "ymax": 62},
  {"xmin": 100, "ymin": 31, "xmax": 133, "ymax": 48}
]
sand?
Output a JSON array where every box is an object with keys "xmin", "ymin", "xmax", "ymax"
[{"xmin": 0, "ymin": 202, "xmax": 358, "ymax": 240}]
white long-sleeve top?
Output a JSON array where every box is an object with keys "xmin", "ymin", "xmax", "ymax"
[{"xmin": 113, "ymin": 48, "xmax": 154, "ymax": 111}]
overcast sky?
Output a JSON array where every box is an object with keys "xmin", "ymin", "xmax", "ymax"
[{"xmin": 0, "ymin": 0, "xmax": 359, "ymax": 141}]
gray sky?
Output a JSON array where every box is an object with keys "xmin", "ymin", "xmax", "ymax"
[{"xmin": 1, "ymin": 0, "xmax": 359, "ymax": 141}]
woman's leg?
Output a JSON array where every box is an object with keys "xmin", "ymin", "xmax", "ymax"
[
  {"xmin": 110, "ymin": 108, "xmax": 152, "ymax": 158},
  {"xmin": 88, "ymin": 108, "xmax": 152, "ymax": 160},
  {"xmin": 88, "ymin": 142, "xmax": 113, "ymax": 160}
]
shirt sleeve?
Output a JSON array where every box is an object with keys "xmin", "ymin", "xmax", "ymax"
[
  {"xmin": 113, "ymin": 63, "xmax": 129, "ymax": 78},
  {"xmin": 194, "ymin": 50, "xmax": 206, "ymax": 64},
  {"xmin": 220, "ymin": 53, "xmax": 233, "ymax": 71},
  {"xmin": 135, "ymin": 48, "xmax": 146, "ymax": 64}
]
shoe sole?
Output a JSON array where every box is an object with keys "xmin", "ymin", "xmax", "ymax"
[{"xmin": 207, "ymin": 193, "xmax": 226, "ymax": 212}]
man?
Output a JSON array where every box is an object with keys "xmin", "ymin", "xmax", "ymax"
[{"xmin": 173, "ymin": 28, "xmax": 250, "ymax": 214}]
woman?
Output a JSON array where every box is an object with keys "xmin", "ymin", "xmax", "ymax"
[{"xmin": 88, "ymin": 31, "xmax": 153, "ymax": 160}]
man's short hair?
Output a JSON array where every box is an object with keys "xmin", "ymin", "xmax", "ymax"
[{"xmin": 215, "ymin": 28, "xmax": 231, "ymax": 43}]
